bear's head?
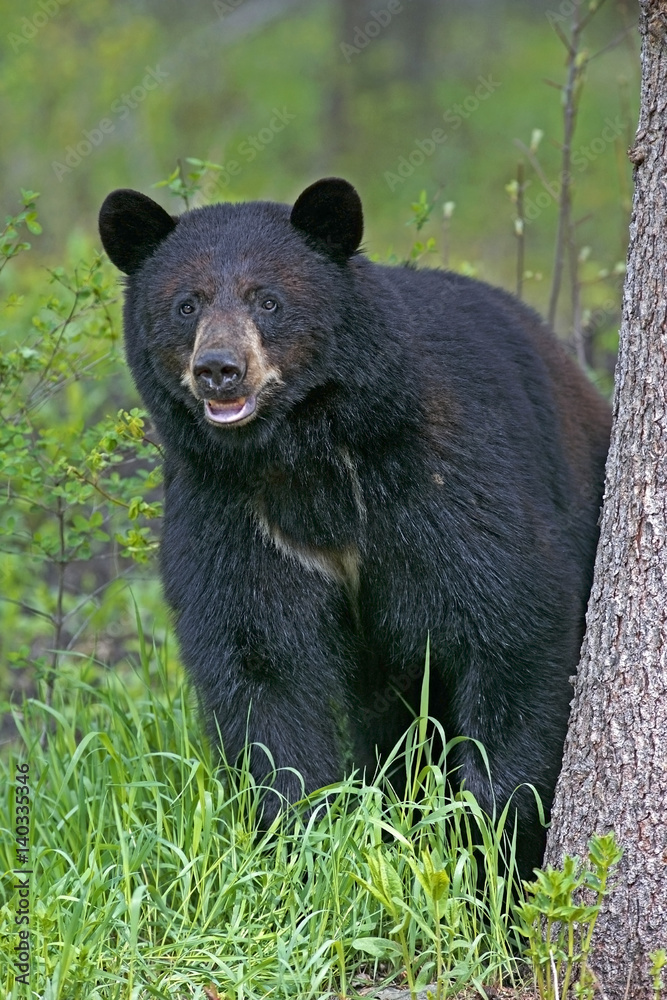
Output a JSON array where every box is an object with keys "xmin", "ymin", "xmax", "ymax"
[{"xmin": 98, "ymin": 178, "xmax": 364, "ymax": 448}]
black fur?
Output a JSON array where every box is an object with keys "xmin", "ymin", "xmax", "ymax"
[
  {"xmin": 99, "ymin": 178, "xmax": 611, "ymax": 879},
  {"xmin": 99, "ymin": 189, "xmax": 176, "ymax": 275},
  {"xmin": 291, "ymin": 177, "xmax": 363, "ymax": 261}
]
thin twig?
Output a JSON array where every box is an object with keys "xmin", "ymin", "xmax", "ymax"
[
  {"xmin": 548, "ymin": 9, "xmax": 585, "ymax": 329},
  {"xmin": 177, "ymin": 158, "xmax": 190, "ymax": 210},
  {"xmin": 577, "ymin": 0, "xmax": 610, "ymax": 34},
  {"xmin": 516, "ymin": 160, "xmax": 525, "ymax": 300},
  {"xmin": 513, "ymin": 139, "xmax": 559, "ymax": 198},
  {"xmin": 0, "ymin": 597, "xmax": 54, "ymax": 622},
  {"xmin": 26, "ymin": 291, "xmax": 80, "ymax": 408},
  {"xmin": 568, "ymin": 221, "xmax": 586, "ymax": 367},
  {"xmin": 62, "ymin": 568, "xmax": 136, "ymax": 627},
  {"xmin": 588, "ymin": 24, "xmax": 634, "ymax": 63},
  {"xmin": 67, "ymin": 471, "xmax": 134, "ymax": 510}
]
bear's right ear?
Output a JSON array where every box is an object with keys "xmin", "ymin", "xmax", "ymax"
[{"xmin": 98, "ymin": 189, "xmax": 177, "ymax": 275}]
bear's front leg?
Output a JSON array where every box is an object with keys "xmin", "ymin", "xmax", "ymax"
[{"xmin": 161, "ymin": 489, "xmax": 361, "ymax": 822}]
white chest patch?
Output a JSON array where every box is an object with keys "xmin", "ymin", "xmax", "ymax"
[
  {"xmin": 252, "ymin": 447, "xmax": 365, "ymax": 603},
  {"xmin": 254, "ymin": 512, "xmax": 361, "ymax": 598}
]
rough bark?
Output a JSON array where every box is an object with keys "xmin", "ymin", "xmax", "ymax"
[{"xmin": 544, "ymin": 3, "xmax": 667, "ymax": 998}]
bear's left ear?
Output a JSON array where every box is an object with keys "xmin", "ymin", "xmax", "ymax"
[
  {"xmin": 290, "ymin": 178, "xmax": 363, "ymax": 262},
  {"xmin": 98, "ymin": 189, "xmax": 177, "ymax": 275}
]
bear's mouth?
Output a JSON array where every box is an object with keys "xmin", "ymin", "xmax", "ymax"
[{"xmin": 204, "ymin": 396, "xmax": 257, "ymax": 426}]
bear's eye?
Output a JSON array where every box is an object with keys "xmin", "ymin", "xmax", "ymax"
[
  {"xmin": 261, "ymin": 298, "xmax": 278, "ymax": 312},
  {"xmin": 179, "ymin": 301, "xmax": 197, "ymax": 317}
]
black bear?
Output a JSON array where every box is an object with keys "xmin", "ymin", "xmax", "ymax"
[{"xmin": 99, "ymin": 178, "xmax": 610, "ymax": 879}]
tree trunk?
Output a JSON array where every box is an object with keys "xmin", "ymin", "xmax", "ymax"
[
  {"xmin": 544, "ymin": 3, "xmax": 667, "ymax": 998},
  {"xmin": 323, "ymin": 0, "xmax": 361, "ymax": 162}
]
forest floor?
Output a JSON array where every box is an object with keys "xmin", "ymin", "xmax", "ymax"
[{"xmin": 355, "ymin": 981, "xmax": 539, "ymax": 998}]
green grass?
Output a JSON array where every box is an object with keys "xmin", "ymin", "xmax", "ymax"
[{"xmin": 1, "ymin": 623, "xmax": 530, "ymax": 999}]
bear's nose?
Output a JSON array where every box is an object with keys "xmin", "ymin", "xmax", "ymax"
[{"xmin": 193, "ymin": 350, "xmax": 247, "ymax": 393}]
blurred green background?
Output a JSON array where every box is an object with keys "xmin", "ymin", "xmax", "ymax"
[
  {"xmin": 2, "ymin": 0, "xmax": 637, "ymax": 296},
  {"xmin": 0, "ymin": 0, "xmax": 640, "ymax": 708}
]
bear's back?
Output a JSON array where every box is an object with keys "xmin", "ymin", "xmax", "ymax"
[{"xmin": 363, "ymin": 262, "xmax": 610, "ymax": 520}]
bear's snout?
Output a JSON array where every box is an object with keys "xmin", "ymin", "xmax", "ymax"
[
  {"xmin": 193, "ymin": 349, "xmax": 248, "ymax": 396},
  {"xmin": 183, "ymin": 314, "xmax": 284, "ymax": 427}
]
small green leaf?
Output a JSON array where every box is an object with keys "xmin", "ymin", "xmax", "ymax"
[{"xmin": 352, "ymin": 937, "xmax": 403, "ymax": 959}]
